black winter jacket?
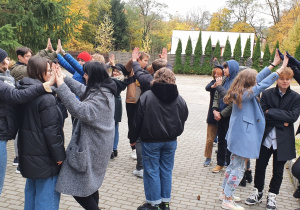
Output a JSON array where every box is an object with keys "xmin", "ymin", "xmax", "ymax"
[
  {"xmin": 261, "ymin": 86, "xmax": 300, "ymax": 161},
  {"xmin": 0, "ymin": 76, "xmax": 46, "ymax": 141},
  {"xmin": 206, "ymin": 80, "xmax": 217, "ymax": 124},
  {"xmin": 18, "ymin": 78, "xmax": 66, "ymax": 179},
  {"xmin": 134, "ymin": 83, "xmax": 188, "ymax": 143}
]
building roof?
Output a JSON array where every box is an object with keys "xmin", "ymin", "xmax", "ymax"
[{"xmin": 170, "ymin": 30, "xmax": 255, "ymax": 56}]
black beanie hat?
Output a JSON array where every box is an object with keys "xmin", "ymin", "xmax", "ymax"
[
  {"xmin": 0, "ymin": 48, "xmax": 8, "ymax": 63},
  {"xmin": 112, "ymin": 63, "xmax": 129, "ymax": 76}
]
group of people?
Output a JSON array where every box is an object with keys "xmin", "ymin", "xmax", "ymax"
[
  {"xmin": 1, "ymin": 36, "xmax": 300, "ymax": 210},
  {"xmin": 0, "ymin": 39, "xmax": 188, "ymax": 210},
  {"xmin": 203, "ymin": 49, "xmax": 300, "ymax": 210}
]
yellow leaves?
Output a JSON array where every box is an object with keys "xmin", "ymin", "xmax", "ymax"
[
  {"xmin": 230, "ymin": 22, "xmax": 254, "ymax": 33},
  {"xmin": 207, "ymin": 8, "xmax": 231, "ymax": 31},
  {"xmin": 282, "ymin": 18, "xmax": 300, "ymax": 55},
  {"xmin": 64, "ymin": 36, "xmax": 94, "ymax": 51}
]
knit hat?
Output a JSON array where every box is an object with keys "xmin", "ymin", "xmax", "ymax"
[
  {"xmin": 0, "ymin": 48, "xmax": 8, "ymax": 63},
  {"xmin": 112, "ymin": 63, "xmax": 129, "ymax": 76},
  {"xmin": 77, "ymin": 51, "xmax": 92, "ymax": 62}
]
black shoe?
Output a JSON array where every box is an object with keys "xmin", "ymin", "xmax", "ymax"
[
  {"xmin": 113, "ymin": 150, "xmax": 118, "ymax": 157},
  {"xmin": 293, "ymin": 186, "xmax": 300, "ymax": 198},
  {"xmin": 239, "ymin": 174, "xmax": 246, "ymax": 187},
  {"xmin": 137, "ymin": 203, "xmax": 161, "ymax": 210},
  {"xmin": 13, "ymin": 156, "xmax": 19, "ymax": 166},
  {"xmin": 159, "ymin": 202, "xmax": 170, "ymax": 210},
  {"xmin": 245, "ymin": 170, "xmax": 252, "ymax": 183},
  {"xmin": 110, "ymin": 152, "xmax": 114, "ymax": 159}
]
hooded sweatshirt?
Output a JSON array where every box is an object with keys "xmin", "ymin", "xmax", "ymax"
[{"xmin": 219, "ymin": 60, "xmax": 239, "ymax": 111}]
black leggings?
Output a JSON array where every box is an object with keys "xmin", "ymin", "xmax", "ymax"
[{"xmin": 73, "ymin": 190, "xmax": 99, "ymax": 210}]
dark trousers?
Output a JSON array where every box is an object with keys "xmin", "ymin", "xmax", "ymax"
[
  {"xmin": 126, "ymin": 103, "xmax": 138, "ymax": 144},
  {"xmin": 73, "ymin": 190, "xmax": 99, "ymax": 210},
  {"xmin": 217, "ymin": 117, "xmax": 231, "ymax": 166},
  {"xmin": 136, "ymin": 138, "xmax": 143, "ymax": 170},
  {"xmin": 254, "ymin": 145, "xmax": 286, "ymax": 195},
  {"xmin": 292, "ymin": 157, "xmax": 300, "ymax": 181}
]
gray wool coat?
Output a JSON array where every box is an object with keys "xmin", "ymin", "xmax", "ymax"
[{"xmin": 55, "ymin": 77, "xmax": 115, "ymax": 197}]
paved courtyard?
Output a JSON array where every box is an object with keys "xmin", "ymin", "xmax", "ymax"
[{"xmin": 0, "ymin": 74, "xmax": 300, "ymax": 209}]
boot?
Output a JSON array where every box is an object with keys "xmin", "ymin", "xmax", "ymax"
[{"xmin": 245, "ymin": 170, "xmax": 252, "ymax": 183}]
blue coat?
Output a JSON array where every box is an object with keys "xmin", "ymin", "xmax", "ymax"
[{"xmin": 225, "ymin": 67, "xmax": 279, "ymax": 159}]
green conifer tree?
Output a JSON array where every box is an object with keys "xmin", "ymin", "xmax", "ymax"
[
  {"xmin": 0, "ymin": 24, "xmax": 21, "ymax": 58},
  {"xmin": 233, "ymin": 35, "xmax": 242, "ymax": 62},
  {"xmin": 223, "ymin": 37, "xmax": 232, "ymax": 61},
  {"xmin": 262, "ymin": 43, "xmax": 270, "ymax": 67},
  {"xmin": 295, "ymin": 42, "xmax": 300, "ymax": 61},
  {"xmin": 252, "ymin": 38, "xmax": 261, "ymax": 71},
  {"xmin": 184, "ymin": 36, "xmax": 192, "ymax": 74},
  {"xmin": 243, "ymin": 36, "xmax": 251, "ymax": 59},
  {"xmin": 202, "ymin": 36, "xmax": 212, "ymax": 75},
  {"xmin": 271, "ymin": 41, "xmax": 280, "ymax": 61},
  {"xmin": 174, "ymin": 39, "xmax": 183, "ymax": 74},
  {"xmin": 193, "ymin": 31, "xmax": 202, "ymax": 75},
  {"xmin": 214, "ymin": 40, "xmax": 221, "ymax": 60}
]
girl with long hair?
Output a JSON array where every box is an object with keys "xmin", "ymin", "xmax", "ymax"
[
  {"xmin": 216, "ymin": 50, "xmax": 287, "ymax": 210},
  {"xmin": 54, "ymin": 61, "xmax": 117, "ymax": 210}
]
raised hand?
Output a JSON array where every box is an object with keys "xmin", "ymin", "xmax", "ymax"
[
  {"xmin": 109, "ymin": 54, "xmax": 115, "ymax": 66},
  {"xmin": 56, "ymin": 39, "xmax": 62, "ymax": 54},
  {"xmin": 273, "ymin": 49, "xmax": 281, "ymax": 66},
  {"xmin": 132, "ymin": 47, "xmax": 139, "ymax": 62},
  {"xmin": 276, "ymin": 53, "xmax": 289, "ymax": 75},
  {"xmin": 159, "ymin": 47, "xmax": 168, "ymax": 61},
  {"xmin": 55, "ymin": 64, "xmax": 65, "ymax": 86},
  {"xmin": 45, "ymin": 38, "xmax": 54, "ymax": 52}
]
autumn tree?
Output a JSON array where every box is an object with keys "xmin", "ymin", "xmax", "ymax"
[
  {"xmin": 207, "ymin": 8, "xmax": 232, "ymax": 31},
  {"xmin": 243, "ymin": 36, "xmax": 251, "ymax": 59},
  {"xmin": 214, "ymin": 40, "xmax": 221, "ymax": 60},
  {"xmin": 174, "ymin": 39, "xmax": 183, "ymax": 74},
  {"xmin": 230, "ymin": 22, "xmax": 254, "ymax": 33},
  {"xmin": 95, "ymin": 14, "xmax": 114, "ymax": 53},
  {"xmin": 282, "ymin": 18, "xmax": 300, "ymax": 54},
  {"xmin": 193, "ymin": 31, "xmax": 202, "ymax": 74},
  {"xmin": 0, "ymin": 0, "xmax": 81, "ymax": 52},
  {"xmin": 252, "ymin": 38, "xmax": 261, "ymax": 71},
  {"xmin": 233, "ymin": 35, "xmax": 242, "ymax": 62},
  {"xmin": 184, "ymin": 36, "xmax": 192, "ymax": 74},
  {"xmin": 263, "ymin": 43, "xmax": 270, "ymax": 67},
  {"xmin": 223, "ymin": 37, "xmax": 232, "ymax": 61},
  {"xmin": 202, "ymin": 36, "xmax": 212, "ymax": 75}
]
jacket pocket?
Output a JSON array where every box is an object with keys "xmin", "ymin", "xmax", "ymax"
[
  {"xmin": 242, "ymin": 116, "xmax": 254, "ymax": 134},
  {"xmin": 67, "ymin": 144, "xmax": 87, "ymax": 173}
]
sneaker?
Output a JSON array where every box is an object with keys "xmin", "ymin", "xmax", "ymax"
[
  {"xmin": 113, "ymin": 150, "xmax": 118, "ymax": 157},
  {"xmin": 203, "ymin": 158, "xmax": 211, "ymax": 167},
  {"xmin": 219, "ymin": 192, "xmax": 241, "ymax": 202},
  {"xmin": 133, "ymin": 169, "xmax": 143, "ymax": 178},
  {"xmin": 159, "ymin": 202, "xmax": 170, "ymax": 210},
  {"xmin": 266, "ymin": 192, "xmax": 276, "ymax": 210},
  {"xmin": 221, "ymin": 199, "xmax": 244, "ymax": 210},
  {"xmin": 293, "ymin": 186, "xmax": 300, "ymax": 198},
  {"xmin": 110, "ymin": 152, "xmax": 114, "ymax": 159},
  {"xmin": 212, "ymin": 165, "xmax": 224, "ymax": 173},
  {"xmin": 245, "ymin": 170, "xmax": 252, "ymax": 183},
  {"xmin": 15, "ymin": 166, "xmax": 20, "ymax": 174},
  {"xmin": 137, "ymin": 203, "xmax": 161, "ymax": 210},
  {"xmin": 245, "ymin": 188, "xmax": 263, "ymax": 205},
  {"xmin": 13, "ymin": 156, "xmax": 19, "ymax": 166},
  {"xmin": 131, "ymin": 149, "xmax": 137, "ymax": 160}
]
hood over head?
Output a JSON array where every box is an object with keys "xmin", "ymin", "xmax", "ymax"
[{"xmin": 151, "ymin": 83, "xmax": 178, "ymax": 103}]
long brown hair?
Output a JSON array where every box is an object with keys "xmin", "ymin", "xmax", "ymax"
[{"xmin": 223, "ymin": 69, "xmax": 257, "ymax": 108}]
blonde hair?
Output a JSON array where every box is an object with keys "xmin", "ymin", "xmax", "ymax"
[
  {"xmin": 151, "ymin": 67, "xmax": 175, "ymax": 85},
  {"xmin": 92, "ymin": 53, "xmax": 105, "ymax": 63},
  {"xmin": 223, "ymin": 69, "xmax": 258, "ymax": 108},
  {"xmin": 279, "ymin": 67, "xmax": 294, "ymax": 79}
]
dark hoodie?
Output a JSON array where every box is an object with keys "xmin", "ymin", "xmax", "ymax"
[{"xmin": 134, "ymin": 82, "xmax": 189, "ymax": 143}]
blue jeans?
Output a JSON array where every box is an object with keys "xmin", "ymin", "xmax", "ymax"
[
  {"xmin": 113, "ymin": 123, "xmax": 119, "ymax": 151},
  {"xmin": 0, "ymin": 140, "xmax": 7, "ymax": 194},
  {"xmin": 222, "ymin": 154, "xmax": 246, "ymax": 198},
  {"xmin": 25, "ymin": 175, "xmax": 61, "ymax": 210},
  {"xmin": 142, "ymin": 140, "xmax": 177, "ymax": 205}
]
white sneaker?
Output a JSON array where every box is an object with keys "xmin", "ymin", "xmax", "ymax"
[
  {"xmin": 221, "ymin": 199, "xmax": 244, "ymax": 210},
  {"xmin": 133, "ymin": 169, "xmax": 143, "ymax": 178},
  {"xmin": 266, "ymin": 192, "xmax": 276, "ymax": 210},
  {"xmin": 131, "ymin": 149, "xmax": 137, "ymax": 160},
  {"xmin": 219, "ymin": 192, "xmax": 241, "ymax": 202}
]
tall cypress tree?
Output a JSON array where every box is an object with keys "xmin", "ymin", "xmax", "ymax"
[
  {"xmin": 174, "ymin": 39, "xmax": 183, "ymax": 74},
  {"xmin": 271, "ymin": 41, "xmax": 280, "ymax": 61},
  {"xmin": 214, "ymin": 40, "xmax": 221, "ymax": 60},
  {"xmin": 262, "ymin": 43, "xmax": 270, "ymax": 67},
  {"xmin": 223, "ymin": 37, "xmax": 232, "ymax": 61},
  {"xmin": 252, "ymin": 38, "xmax": 261, "ymax": 71},
  {"xmin": 202, "ymin": 36, "xmax": 212, "ymax": 75},
  {"xmin": 193, "ymin": 31, "xmax": 202, "ymax": 75},
  {"xmin": 243, "ymin": 36, "xmax": 251, "ymax": 59},
  {"xmin": 233, "ymin": 35, "xmax": 242, "ymax": 62},
  {"xmin": 110, "ymin": 0, "xmax": 130, "ymax": 51},
  {"xmin": 295, "ymin": 42, "xmax": 300, "ymax": 61},
  {"xmin": 184, "ymin": 36, "xmax": 192, "ymax": 74}
]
